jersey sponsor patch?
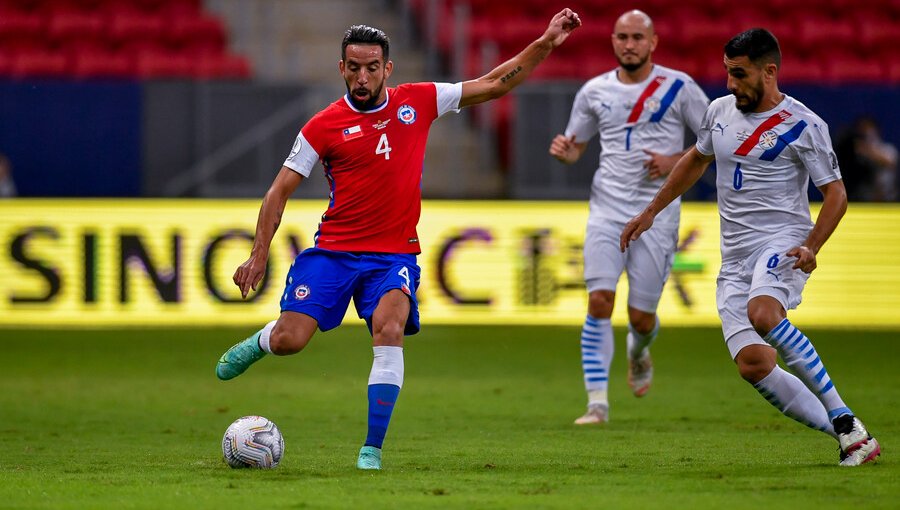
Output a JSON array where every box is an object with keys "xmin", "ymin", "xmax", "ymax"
[
  {"xmin": 342, "ymin": 125, "xmax": 363, "ymax": 141},
  {"xmin": 373, "ymin": 119, "xmax": 390, "ymax": 130},
  {"xmin": 398, "ymin": 104, "xmax": 417, "ymax": 124}
]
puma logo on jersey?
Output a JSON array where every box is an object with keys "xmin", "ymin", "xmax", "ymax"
[{"xmin": 712, "ymin": 122, "xmax": 728, "ymax": 135}]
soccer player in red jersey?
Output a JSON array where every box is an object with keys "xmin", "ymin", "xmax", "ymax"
[{"xmin": 216, "ymin": 8, "xmax": 582, "ymax": 470}]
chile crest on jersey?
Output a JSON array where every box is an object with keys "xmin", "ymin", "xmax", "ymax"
[{"xmin": 398, "ymin": 104, "xmax": 417, "ymax": 124}]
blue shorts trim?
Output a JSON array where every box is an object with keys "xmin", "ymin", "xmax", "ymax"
[{"xmin": 279, "ymin": 248, "xmax": 421, "ymax": 335}]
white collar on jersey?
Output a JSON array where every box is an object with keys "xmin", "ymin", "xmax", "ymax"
[{"xmin": 343, "ymin": 89, "xmax": 390, "ymax": 113}]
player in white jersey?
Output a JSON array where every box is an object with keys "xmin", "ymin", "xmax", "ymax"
[
  {"xmin": 549, "ymin": 10, "xmax": 709, "ymax": 425},
  {"xmin": 621, "ymin": 28, "xmax": 880, "ymax": 466}
]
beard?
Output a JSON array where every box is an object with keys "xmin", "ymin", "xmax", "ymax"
[
  {"xmin": 733, "ymin": 79, "xmax": 764, "ymax": 113},
  {"xmin": 346, "ymin": 82, "xmax": 385, "ymax": 111},
  {"xmin": 618, "ymin": 53, "xmax": 649, "ymax": 72}
]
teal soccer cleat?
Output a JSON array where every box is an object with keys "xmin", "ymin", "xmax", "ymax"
[
  {"xmin": 216, "ymin": 332, "xmax": 266, "ymax": 380},
  {"xmin": 356, "ymin": 446, "xmax": 382, "ymax": 470}
]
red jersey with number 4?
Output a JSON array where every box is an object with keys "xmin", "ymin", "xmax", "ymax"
[{"xmin": 284, "ymin": 82, "xmax": 459, "ymax": 254}]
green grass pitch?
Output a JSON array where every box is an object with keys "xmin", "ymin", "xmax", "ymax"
[{"xmin": 0, "ymin": 325, "xmax": 897, "ymax": 509}]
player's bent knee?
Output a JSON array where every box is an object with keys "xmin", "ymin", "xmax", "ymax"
[
  {"xmin": 587, "ymin": 291, "xmax": 615, "ymax": 318},
  {"xmin": 373, "ymin": 320, "xmax": 404, "ymax": 345},
  {"xmin": 628, "ymin": 309, "xmax": 656, "ymax": 335},
  {"xmin": 734, "ymin": 345, "xmax": 776, "ymax": 384},
  {"xmin": 747, "ymin": 297, "xmax": 785, "ymax": 337},
  {"xmin": 269, "ymin": 324, "xmax": 310, "ymax": 355}
]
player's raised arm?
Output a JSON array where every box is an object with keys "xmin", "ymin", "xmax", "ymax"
[
  {"xmin": 620, "ymin": 146, "xmax": 714, "ymax": 251},
  {"xmin": 459, "ymin": 8, "xmax": 581, "ymax": 108},
  {"xmin": 233, "ymin": 166, "xmax": 304, "ymax": 298}
]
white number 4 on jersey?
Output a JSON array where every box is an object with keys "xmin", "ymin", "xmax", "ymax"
[{"xmin": 376, "ymin": 133, "xmax": 392, "ymax": 160}]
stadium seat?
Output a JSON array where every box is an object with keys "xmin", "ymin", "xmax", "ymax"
[
  {"xmin": 69, "ymin": 47, "xmax": 132, "ymax": 79},
  {"xmin": 133, "ymin": 48, "xmax": 192, "ymax": 79},
  {"xmin": 825, "ymin": 56, "xmax": 886, "ymax": 84},
  {"xmin": 166, "ymin": 14, "xmax": 226, "ymax": 55},
  {"xmin": 796, "ymin": 17, "xmax": 854, "ymax": 55},
  {"xmin": 0, "ymin": 7, "xmax": 44, "ymax": 50},
  {"xmin": 778, "ymin": 58, "xmax": 826, "ymax": 84},
  {"xmin": 107, "ymin": 9, "xmax": 166, "ymax": 48},
  {"xmin": 46, "ymin": 7, "xmax": 105, "ymax": 47},
  {"xmin": 9, "ymin": 49, "xmax": 68, "ymax": 78},
  {"xmin": 888, "ymin": 59, "xmax": 900, "ymax": 84},
  {"xmin": 195, "ymin": 53, "xmax": 252, "ymax": 80}
]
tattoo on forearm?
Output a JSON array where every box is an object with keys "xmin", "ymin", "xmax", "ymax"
[{"xmin": 500, "ymin": 66, "xmax": 523, "ymax": 83}]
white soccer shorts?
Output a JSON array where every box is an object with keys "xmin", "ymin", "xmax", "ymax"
[
  {"xmin": 583, "ymin": 219, "xmax": 678, "ymax": 313},
  {"xmin": 717, "ymin": 238, "xmax": 811, "ymax": 359}
]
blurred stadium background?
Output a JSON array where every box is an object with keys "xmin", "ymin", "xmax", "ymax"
[{"xmin": 1, "ymin": 0, "xmax": 898, "ymax": 329}]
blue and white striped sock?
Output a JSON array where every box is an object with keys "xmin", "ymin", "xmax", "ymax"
[
  {"xmin": 580, "ymin": 315, "xmax": 613, "ymax": 406},
  {"xmin": 764, "ymin": 319, "xmax": 851, "ymax": 421},
  {"xmin": 753, "ymin": 365, "xmax": 837, "ymax": 438}
]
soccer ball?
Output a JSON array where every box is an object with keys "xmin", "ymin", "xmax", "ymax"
[{"xmin": 221, "ymin": 416, "xmax": 285, "ymax": 469}]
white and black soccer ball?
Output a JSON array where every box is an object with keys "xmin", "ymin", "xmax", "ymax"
[{"xmin": 222, "ymin": 416, "xmax": 284, "ymax": 469}]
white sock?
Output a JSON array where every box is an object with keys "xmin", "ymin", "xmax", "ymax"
[
  {"xmin": 257, "ymin": 320, "xmax": 277, "ymax": 354},
  {"xmin": 753, "ymin": 365, "xmax": 837, "ymax": 439},
  {"xmin": 580, "ymin": 315, "xmax": 613, "ymax": 406},
  {"xmin": 628, "ymin": 316, "xmax": 659, "ymax": 359},
  {"xmin": 369, "ymin": 346, "xmax": 404, "ymax": 388},
  {"xmin": 764, "ymin": 319, "xmax": 851, "ymax": 421}
]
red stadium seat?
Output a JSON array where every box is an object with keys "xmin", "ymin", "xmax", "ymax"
[
  {"xmin": 166, "ymin": 14, "xmax": 226, "ymax": 54},
  {"xmin": 195, "ymin": 53, "xmax": 251, "ymax": 80},
  {"xmin": 133, "ymin": 48, "xmax": 192, "ymax": 78},
  {"xmin": 825, "ymin": 55, "xmax": 886, "ymax": 84},
  {"xmin": 107, "ymin": 9, "xmax": 165, "ymax": 48},
  {"xmin": 46, "ymin": 7, "xmax": 105, "ymax": 47},
  {"xmin": 675, "ymin": 13, "xmax": 736, "ymax": 51},
  {"xmin": 0, "ymin": 7, "xmax": 44, "ymax": 50},
  {"xmin": 888, "ymin": 59, "xmax": 900, "ymax": 84},
  {"xmin": 778, "ymin": 58, "xmax": 826, "ymax": 84},
  {"xmin": 9, "ymin": 49, "xmax": 68, "ymax": 78},
  {"xmin": 69, "ymin": 47, "xmax": 132, "ymax": 79},
  {"xmin": 796, "ymin": 16, "xmax": 854, "ymax": 55}
]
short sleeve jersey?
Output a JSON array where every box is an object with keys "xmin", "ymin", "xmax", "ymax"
[
  {"xmin": 696, "ymin": 94, "xmax": 841, "ymax": 261},
  {"xmin": 565, "ymin": 64, "xmax": 709, "ymax": 227},
  {"xmin": 283, "ymin": 82, "xmax": 461, "ymax": 254}
]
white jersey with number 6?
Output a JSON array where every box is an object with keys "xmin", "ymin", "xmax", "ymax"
[{"xmin": 695, "ymin": 94, "xmax": 842, "ymax": 262}]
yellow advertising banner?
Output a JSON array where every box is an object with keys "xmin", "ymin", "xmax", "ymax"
[{"xmin": 1, "ymin": 200, "xmax": 898, "ymax": 328}]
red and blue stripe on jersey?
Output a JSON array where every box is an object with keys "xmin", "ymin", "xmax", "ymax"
[
  {"xmin": 733, "ymin": 109, "xmax": 807, "ymax": 161},
  {"xmin": 626, "ymin": 75, "xmax": 685, "ymax": 124},
  {"xmin": 300, "ymin": 83, "xmax": 440, "ymax": 254}
]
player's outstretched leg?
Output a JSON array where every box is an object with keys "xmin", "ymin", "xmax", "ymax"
[
  {"xmin": 764, "ymin": 318, "xmax": 880, "ymax": 466},
  {"xmin": 626, "ymin": 317, "xmax": 658, "ymax": 397},
  {"xmin": 216, "ymin": 320, "xmax": 274, "ymax": 380},
  {"xmin": 358, "ymin": 345, "xmax": 403, "ymax": 470},
  {"xmin": 575, "ymin": 315, "xmax": 613, "ymax": 424}
]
